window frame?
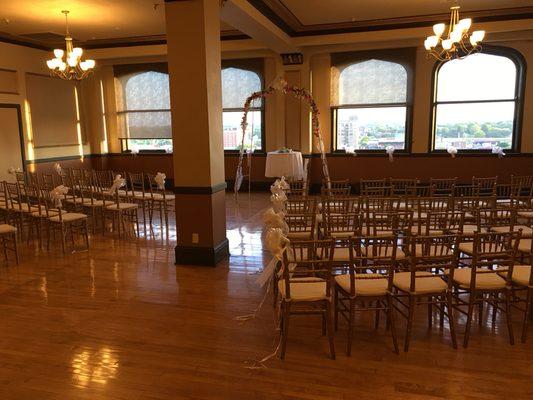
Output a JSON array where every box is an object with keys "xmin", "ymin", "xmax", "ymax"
[
  {"xmin": 221, "ymin": 61, "xmax": 266, "ymax": 154},
  {"xmin": 429, "ymin": 45, "xmax": 527, "ymax": 154},
  {"xmin": 114, "ymin": 64, "xmax": 173, "ymax": 153},
  {"xmin": 330, "ymin": 49, "xmax": 416, "ymax": 154}
]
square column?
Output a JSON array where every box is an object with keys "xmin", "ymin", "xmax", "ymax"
[{"xmin": 165, "ymin": 0, "xmax": 228, "ymax": 266}]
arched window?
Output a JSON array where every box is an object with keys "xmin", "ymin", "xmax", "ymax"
[
  {"xmin": 332, "ymin": 58, "xmax": 411, "ymax": 151},
  {"xmin": 221, "ymin": 67, "xmax": 263, "ymax": 151},
  {"xmin": 432, "ymin": 48, "xmax": 524, "ymax": 151},
  {"xmin": 115, "ymin": 70, "xmax": 172, "ymax": 152}
]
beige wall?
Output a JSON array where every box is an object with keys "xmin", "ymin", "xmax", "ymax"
[
  {"xmin": 1, "ymin": 25, "xmax": 531, "ymax": 170},
  {"xmin": 0, "ymin": 42, "xmax": 92, "ymax": 167}
]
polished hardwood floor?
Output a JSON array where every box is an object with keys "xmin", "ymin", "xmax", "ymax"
[{"xmin": 0, "ymin": 193, "xmax": 532, "ymax": 399}]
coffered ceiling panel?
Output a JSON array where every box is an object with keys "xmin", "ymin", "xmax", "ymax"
[{"xmin": 280, "ymin": 0, "xmax": 530, "ymax": 25}]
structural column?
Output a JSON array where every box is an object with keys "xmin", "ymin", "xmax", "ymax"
[{"xmin": 165, "ymin": 0, "xmax": 228, "ymax": 266}]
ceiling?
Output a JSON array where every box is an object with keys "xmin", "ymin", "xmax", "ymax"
[
  {"xmin": 0, "ymin": 0, "xmax": 531, "ymax": 50},
  {"xmin": 252, "ymin": 0, "xmax": 533, "ymax": 36}
]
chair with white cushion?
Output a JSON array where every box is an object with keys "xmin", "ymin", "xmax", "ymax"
[
  {"xmin": 0, "ymin": 223, "xmax": 18, "ymax": 265},
  {"xmin": 394, "ymin": 234, "xmax": 460, "ymax": 351},
  {"xmin": 279, "ymin": 239, "xmax": 335, "ymax": 359},
  {"xmin": 455, "ymin": 231, "xmax": 521, "ymax": 347},
  {"xmin": 335, "ymin": 235, "xmax": 399, "ymax": 355}
]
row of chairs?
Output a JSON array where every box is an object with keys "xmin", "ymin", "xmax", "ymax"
[
  {"xmin": 287, "ymin": 175, "xmax": 533, "ymax": 198},
  {"xmin": 270, "ymin": 180, "xmax": 533, "ymax": 358},
  {"xmin": 0, "ymin": 168, "xmax": 175, "ymax": 261},
  {"xmin": 276, "ymin": 231, "xmax": 531, "ymax": 358}
]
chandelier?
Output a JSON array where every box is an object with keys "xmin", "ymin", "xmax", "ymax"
[
  {"xmin": 424, "ymin": 5, "xmax": 485, "ymax": 61},
  {"xmin": 46, "ymin": 11, "xmax": 95, "ymax": 80}
]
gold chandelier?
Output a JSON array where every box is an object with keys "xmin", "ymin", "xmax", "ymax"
[
  {"xmin": 46, "ymin": 10, "xmax": 95, "ymax": 80},
  {"xmin": 424, "ymin": 5, "xmax": 485, "ymax": 62}
]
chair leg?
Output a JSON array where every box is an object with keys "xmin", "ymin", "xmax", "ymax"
[
  {"xmin": 404, "ymin": 296, "xmax": 415, "ymax": 352},
  {"xmin": 427, "ymin": 296, "xmax": 432, "ymax": 329},
  {"xmin": 280, "ymin": 302, "xmax": 290, "ymax": 360},
  {"xmin": 463, "ymin": 292, "xmax": 475, "ymax": 348},
  {"xmin": 347, "ymin": 298, "xmax": 355, "ymax": 356},
  {"xmin": 387, "ymin": 294, "xmax": 399, "ymax": 354},
  {"xmin": 327, "ymin": 301, "xmax": 335, "ymax": 360},
  {"xmin": 447, "ymin": 292, "xmax": 457, "ymax": 349},
  {"xmin": 60, "ymin": 224, "xmax": 67, "ymax": 254},
  {"xmin": 478, "ymin": 293, "xmax": 484, "ymax": 328},
  {"xmin": 504, "ymin": 288, "xmax": 515, "ymax": 345},
  {"xmin": 522, "ymin": 288, "xmax": 532, "ymax": 343},
  {"xmin": 334, "ymin": 286, "xmax": 339, "ymax": 332},
  {"xmin": 375, "ymin": 307, "xmax": 380, "ymax": 329}
]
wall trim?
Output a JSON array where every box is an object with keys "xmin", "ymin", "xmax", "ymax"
[
  {"xmin": 175, "ymin": 238, "xmax": 230, "ymax": 267},
  {"xmin": 173, "ymin": 182, "xmax": 227, "ymax": 195}
]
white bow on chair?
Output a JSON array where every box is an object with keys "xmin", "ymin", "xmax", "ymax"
[
  {"xmin": 105, "ymin": 175, "xmax": 126, "ymax": 196},
  {"xmin": 50, "ymin": 185, "xmax": 69, "ymax": 208},
  {"xmin": 155, "ymin": 172, "xmax": 166, "ymax": 190},
  {"xmin": 54, "ymin": 162, "xmax": 63, "ymax": 175},
  {"xmin": 263, "ymin": 207, "xmax": 288, "ymax": 234}
]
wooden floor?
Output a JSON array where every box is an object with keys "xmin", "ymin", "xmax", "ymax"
[{"xmin": 0, "ymin": 193, "xmax": 532, "ymax": 399}]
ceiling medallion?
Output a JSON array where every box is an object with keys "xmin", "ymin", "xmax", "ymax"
[
  {"xmin": 424, "ymin": 4, "xmax": 485, "ymax": 61},
  {"xmin": 46, "ymin": 10, "xmax": 95, "ymax": 80}
]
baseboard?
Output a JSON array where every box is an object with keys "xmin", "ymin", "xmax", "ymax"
[{"xmin": 175, "ymin": 238, "xmax": 229, "ymax": 267}]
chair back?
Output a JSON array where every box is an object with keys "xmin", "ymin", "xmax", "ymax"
[
  {"xmin": 430, "ymin": 177, "xmax": 457, "ymax": 196},
  {"xmin": 322, "ymin": 212, "xmax": 361, "ymax": 241},
  {"xmin": 280, "ymin": 239, "xmax": 335, "ymax": 300},
  {"xmin": 286, "ymin": 197, "xmax": 316, "ymax": 214}
]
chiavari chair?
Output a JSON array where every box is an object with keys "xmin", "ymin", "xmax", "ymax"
[
  {"xmin": 472, "ymin": 176, "xmax": 497, "ymax": 196},
  {"xmin": 321, "ymin": 196, "xmax": 360, "ymax": 215},
  {"xmin": 321, "ymin": 212, "xmax": 362, "ymax": 262},
  {"xmin": 279, "ymin": 239, "xmax": 336, "ymax": 359},
  {"xmin": 500, "ymin": 237, "xmax": 532, "ymax": 343},
  {"xmin": 360, "ymin": 178, "xmax": 387, "ymax": 191},
  {"xmin": 146, "ymin": 173, "xmax": 175, "ymax": 237},
  {"xmin": 286, "ymin": 197, "xmax": 317, "ymax": 215},
  {"xmin": 40, "ymin": 187, "xmax": 90, "ymax": 254},
  {"xmin": 394, "ymin": 234, "xmax": 460, "ymax": 351},
  {"xmin": 511, "ymin": 175, "xmax": 533, "ymax": 197},
  {"xmin": 321, "ymin": 179, "xmax": 351, "ymax": 197},
  {"xmin": 285, "ymin": 213, "xmax": 316, "ymax": 241},
  {"xmin": 479, "ymin": 206, "xmax": 532, "ymax": 238},
  {"xmin": 455, "ymin": 231, "xmax": 521, "ymax": 347},
  {"xmin": 77, "ymin": 175, "xmax": 106, "ymax": 233},
  {"xmin": 102, "ymin": 186, "xmax": 139, "ymax": 239},
  {"xmin": 430, "ymin": 177, "xmax": 457, "ymax": 196},
  {"xmin": 40, "ymin": 173, "xmax": 57, "ymax": 191},
  {"xmin": 4, "ymin": 181, "xmax": 38, "ymax": 240},
  {"xmin": 390, "ymin": 178, "xmax": 419, "ymax": 196},
  {"xmin": 0, "ymin": 221, "xmax": 18, "ymax": 265},
  {"xmin": 335, "ymin": 235, "xmax": 399, "ymax": 355},
  {"xmin": 128, "ymin": 172, "xmax": 151, "ymax": 232},
  {"xmin": 286, "ymin": 179, "xmax": 308, "ymax": 198},
  {"xmin": 414, "ymin": 210, "xmax": 465, "ymax": 238}
]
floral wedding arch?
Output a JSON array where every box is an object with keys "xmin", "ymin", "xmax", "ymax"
[{"xmin": 234, "ymin": 78, "xmax": 330, "ymax": 194}]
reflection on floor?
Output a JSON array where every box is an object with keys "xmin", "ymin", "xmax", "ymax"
[{"xmin": 0, "ymin": 192, "xmax": 531, "ymax": 399}]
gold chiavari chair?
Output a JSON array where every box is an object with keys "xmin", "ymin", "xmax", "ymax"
[
  {"xmin": 430, "ymin": 177, "xmax": 457, "ymax": 196},
  {"xmin": 335, "ymin": 235, "xmax": 399, "ymax": 355},
  {"xmin": 128, "ymin": 172, "xmax": 151, "ymax": 232},
  {"xmin": 102, "ymin": 186, "xmax": 140, "ymax": 239},
  {"xmin": 286, "ymin": 197, "xmax": 317, "ymax": 215},
  {"xmin": 286, "ymin": 179, "xmax": 308, "ymax": 198},
  {"xmin": 472, "ymin": 176, "xmax": 497, "ymax": 196},
  {"xmin": 500, "ymin": 237, "xmax": 532, "ymax": 343},
  {"xmin": 279, "ymin": 239, "xmax": 336, "ymax": 359},
  {"xmin": 4, "ymin": 181, "xmax": 39, "ymax": 240},
  {"xmin": 40, "ymin": 173, "xmax": 57, "ymax": 191},
  {"xmin": 479, "ymin": 206, "xmax": 532, "ymax": 238},
  {"xmin": 390, "ymin": 178, "xmax": 419, "ymax": 196},
  {"xmin": 394, "ymin": 234, "xmax": 460, "ymax": 351},
  {"xmin": 285, "ymin": 213, "xmax": 316, "ymax": 241},
  {"xmin": 360, "ymin": 178, "xmax": 387, "ymax": 192},
  {"xmin": 0, "ymin": 221, "xmax": 18, "ymax": 265},
  {"xmin": 321, "ymin": 179, "xmax": 351, "ymax": 197},
  {"xmin": 321, "ymin": 212, "xmax": 362, "ymax": 262},
  {"xmin": 40, "ymin": 187, "xmax": 90, "ymax": 254},
  {"xmin": 146, "ymin": 173, "xmax": 175, "ymax": 237},
  {"xmin": 455, "ymin": 231, "xmax": 521, "ymax": 347},
  {"xmin": 413, "ymin": 210, "xmax": 465, "ymax": 237},
  {"xmin": 321, "ymin": 196, "xmax": 360, "ymax": 215},
  {"xmin": 77, "ymin": 175, "xmax": 106, "ymax": 234}
]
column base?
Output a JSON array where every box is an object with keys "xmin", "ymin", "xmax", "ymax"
[{"xmin": 175, "ymin": 238, "xmax": 229, "ymax": 267}]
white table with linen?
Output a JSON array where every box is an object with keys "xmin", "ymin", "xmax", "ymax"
[{"xmin": 265, "ymin": 151, "xmax": 305, "ymax": 180}]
